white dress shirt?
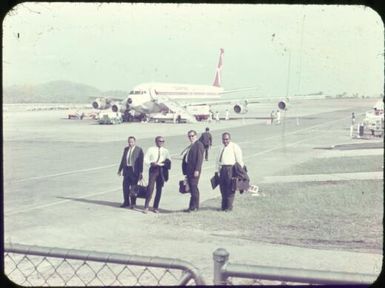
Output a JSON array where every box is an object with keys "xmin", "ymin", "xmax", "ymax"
[
  {"xmin": 216, "ymin": 142, "xmax": 244, "ymax": 170},
  {"xmin": 144, "ymin": 146, "xmax": 170, "ymax": 166}
]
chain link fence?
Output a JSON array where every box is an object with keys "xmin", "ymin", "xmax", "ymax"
[
  {"xmin": 4, "ymin": 243, "xmax": 205, "ymax": 286},
  {"xmin": 4, "ymin": 244, "xmax": 379, "ymax": 286}
]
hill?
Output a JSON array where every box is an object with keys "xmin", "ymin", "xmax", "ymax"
[{"xmin": 3, "ymin": 81, "xmax": 128, "ymax": 103}]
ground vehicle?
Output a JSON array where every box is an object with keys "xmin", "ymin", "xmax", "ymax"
[
  {"xmin": 98, "ymin": 112, "xmax": 122, "ymax": 125},
  {"xmin": 363, "ymin": 100, "xmax": 384, "ymax": 136},
  {"xmin": 68, "ymin": 110, "xmax": 85, "ymax": 120}
]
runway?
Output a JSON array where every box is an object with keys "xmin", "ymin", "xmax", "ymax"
[{"xmin": 3, "ymin": 97, "xmax": 383, "ymax": 282}]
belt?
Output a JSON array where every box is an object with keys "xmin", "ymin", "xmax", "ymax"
[{"xmin": 220, "ymin": 165, "xmax": 233, "ymax": 168}]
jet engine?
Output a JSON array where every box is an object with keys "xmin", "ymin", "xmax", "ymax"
[
  {"xmin": 112, "ymin": 98, "xmax": 132, "ymax": 113},
  {"xmin": 278, "ymin": 99, "xmax": 289, "ymax": 111},
  {"xmin": 233, "ymin": 103, "xmax": 248, "ymax": 114},
  {"xmin": 92, "ymin": 97, "xmax": 111, "ymax": 110},
  {"xmin": 111, "ymin": 103, "xmax": 121, "ymax": 113}
]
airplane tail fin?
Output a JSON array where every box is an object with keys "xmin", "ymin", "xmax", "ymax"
[{"xmin": 212, "ymin": 48, "xmax": 224, "ymax": 87}]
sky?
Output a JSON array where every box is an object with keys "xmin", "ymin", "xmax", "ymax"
[{"xmin": 2, "ymin": 2, "xmax": 384, "ymax": 97}]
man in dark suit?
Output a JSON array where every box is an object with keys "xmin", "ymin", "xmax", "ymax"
[
  {"xmin": 118, "ymin": 136, "xmax": 144, "ymax": 209},
  {"xmin": 199, "ymin": 127, "xmax": 212, "ymax": 161},
  {"xmin": 182, "ymin": 130, "xmax": 205, "ymax": 212}
]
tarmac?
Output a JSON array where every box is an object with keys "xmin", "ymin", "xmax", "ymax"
[{"xmin": 3, "ymin": 98, "xmax": 383, "ymax": 284}]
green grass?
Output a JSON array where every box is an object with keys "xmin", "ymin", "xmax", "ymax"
[
  {"xmin": 278, "ymin": 155, "xmax": 383, "ymax": 175},
  {"xmin": 160, "ymin": 180, "xmax": 383, "ymax": 253}
]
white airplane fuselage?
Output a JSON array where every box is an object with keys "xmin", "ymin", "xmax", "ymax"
[{"xmin": 113, "ymin": 82, "xmax": 224, "ymax": 114}]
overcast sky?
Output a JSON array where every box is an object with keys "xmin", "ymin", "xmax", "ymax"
[{"xmin": 3, "ymin": 2, "xmax": 384, "ymax": 97}]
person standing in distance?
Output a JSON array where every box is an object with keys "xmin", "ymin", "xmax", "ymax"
[
  {"xmin": 117, "ymin": 136, "xmax": 144, "ymax": 209},
  {"xmin": 182, "ymin": 130, "xmax": 205, "ymax": 212},
  {"xmin": 143, "ymin": 136, "xmax": 171, "ymax": 214},
  {"xmin": 216, "ymin": 132, "xmax": 244, "ymax": 211},
  {"xmin": 199, "ymin": 127, "xmax": 212, "ymax": 161}
]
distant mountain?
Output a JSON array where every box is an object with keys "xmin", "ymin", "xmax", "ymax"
[{"xmin": 3, "ymin": 81, "xmax": 128, "ymax": 103}]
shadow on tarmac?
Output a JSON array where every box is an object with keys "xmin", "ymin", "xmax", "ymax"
[
  {"xmin": 57, "ymin": 196, "xmax": 220, "ymax": 215},
  {"xmin": 57, "ymin": 196, "xmax": 121, "ymax": 208}
]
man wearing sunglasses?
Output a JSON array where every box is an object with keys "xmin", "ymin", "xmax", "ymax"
[
  {"xmin": 182, "ymin": 130, "xmax": 205, "ymax": 212},
  {"xmin": 143, "ymin": 136, "xmax": 171, "ymax": 214}
]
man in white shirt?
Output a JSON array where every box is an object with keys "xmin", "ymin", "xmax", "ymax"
[
  {"xmin": 216, "ymin": 132, "xmax": 244, "ymax": 211},
  {"xmin": 143, "ymin": 136, "xmax": 171, "ymax": 213}
]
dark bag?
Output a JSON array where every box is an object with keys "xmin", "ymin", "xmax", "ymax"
[
  {"xmin": 210, "ymin": 172, "xmax": 220, "ymax": 189},
  {"xmin": 231, "ymin": 177, "xmax": 250, "ymax": 192},
  {"xmin": 179, "ymin": 179, "xmax": 190, "ymax": 194},
  {"xmin": 130, "ymin": 181, "xmax": 148, "ymax": 198}
]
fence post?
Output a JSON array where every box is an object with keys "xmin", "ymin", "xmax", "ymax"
[{"xmin": 213, "ymin": 248, "xmax": 229, "ymax": 285}]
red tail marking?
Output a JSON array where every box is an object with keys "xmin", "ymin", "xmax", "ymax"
[{"xmin": 213, "ymin": 48, "xmax": 224, "ymax": 87}]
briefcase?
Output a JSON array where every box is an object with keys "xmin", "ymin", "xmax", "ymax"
[
  {"xmin": 231, "ymin": 178, "xmax": 250, "ymax": 192},
  {"xmin": 179, "ymin": 179, "xmax": 190, "ymax": 194},
  {"xmin": 130, "ymin": 181, "xmax": 148, "ymax": 198},
  {"xmin": 210, "ymin": 172, "xmax": 220, "ymax": 189}
]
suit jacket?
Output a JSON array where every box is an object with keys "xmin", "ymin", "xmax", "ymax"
[
  {"xmin": 232, "ymin": 163, "xmax": 250, "ymax": 193},
  {"xmin": 232, "ymin": 162, "xmax": 249, "ymax": 181},
  {"xmin": 182, "ymin": 141, "xmax": 205, "ymax": 176},
  {"xmin": 159, "ymin": 158, "xmax": 172, "ymax": 183},
  {"xmin": 118, "ymin": 146, "xmax": 144, "ymax": 177},
  {"xmin": 199, "ymin": 132, "xmax": 212, "ymax": 147}
]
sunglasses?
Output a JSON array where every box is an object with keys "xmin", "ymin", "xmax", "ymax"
[
  {"xmin": 188, "ymin": 134, "xmax": 196, "ymax": 138},
  {"xmin": 157, "ymin": 140, "xmax": 165, "ymax": 143}
]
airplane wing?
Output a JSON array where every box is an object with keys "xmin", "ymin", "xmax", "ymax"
[
  {"xmin": 90, "ymin": 96, "xmax": 124, "ymax": 110},
  {"xmin": 178, "ymin": 94, "xmax": 326, "ymax": 114}
]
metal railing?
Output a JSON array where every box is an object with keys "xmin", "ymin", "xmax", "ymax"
[
  {"xmin": 213, "ymin": 248, "xmax": 378, "ymax": 286},
  {"xmin": 4, "ymin": 244, "xmax": 379, "ymax": 286},
  {"xmin": 4, "ymin": 243, "xmax": 206, "ymax": 286}
]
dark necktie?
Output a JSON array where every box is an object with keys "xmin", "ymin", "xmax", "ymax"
[{"xmin": 219, "ymin": 146, "xmax": 225, "ymax": 163}]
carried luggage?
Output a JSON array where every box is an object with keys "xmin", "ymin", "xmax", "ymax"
[
  {"xmin": 179, "ymin": 178, "xmax": 190, "ymax": 194},
  {"xmin": 130, "ymin": 180, "xmax": 148, "ymax": 198}
]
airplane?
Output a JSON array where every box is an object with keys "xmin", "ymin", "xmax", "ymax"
[{"xmin": 91, "ymin": 49, "xmax": 295, "ymax": 122}]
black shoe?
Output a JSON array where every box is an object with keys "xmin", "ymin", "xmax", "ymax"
[
  {"xmin": 120, "ymin": 204, "xmax": 129, "ymax": 208},
  {"xmin": 129, "ymin": 205, "xmax": 135, "ymax": 209}
]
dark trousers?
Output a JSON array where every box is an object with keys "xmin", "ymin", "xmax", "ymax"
[
  {"xmin": 187, "ymin": 176, "xmax": 200, "ymax": 210},
  {"xmin": 145, "ymin": 166, "xmax": 164, "ymax": 209},
  {"xmin": 204, "ymin": 145, "xmax": 209, "ymax": 160},
  {"xmin": 122, "ymin": 167, "xmax": 138, "ymax": 206},
  {"xmin": 219, "ymin": 165, "xmax": 235, "ymax": 211}
]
